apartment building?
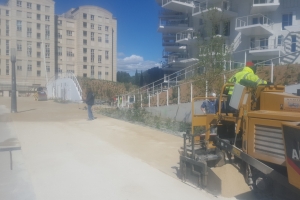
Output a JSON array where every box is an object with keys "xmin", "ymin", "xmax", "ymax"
[
  {"xmin": 0, "ymin": 0, "xmax": 55, "ymax": 86},
  {"xmin": 0, "ymin": 0, "xmax": 117, "ymax": 87},
  {"xmin": 156, "ymin": 0, "xmax": 300, "ymax": 72}
]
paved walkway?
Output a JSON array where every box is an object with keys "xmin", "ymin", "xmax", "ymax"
[{"xmin": 0, "ymin": 97, "xmax": 232, "ymax": 200}]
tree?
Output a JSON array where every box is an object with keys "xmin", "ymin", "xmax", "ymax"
[
  {"xmin": 139, "ymin": 70, "xmax": 144, "ymax": 87},
  {"xmin": 134, "ymin": 70, "xmax": 139, "ymax": 86},
  {"xmin": 117, "ymin": 71, "xmax": 131, "ymax": 83}
]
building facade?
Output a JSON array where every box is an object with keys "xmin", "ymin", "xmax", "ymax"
[
  {"xmin": 0, "ymin": 0, "xmax": 117, "ymax": 87},
  {"xmin": 155, "ymin": 0, "xmax": 300, "ymax": 73}
]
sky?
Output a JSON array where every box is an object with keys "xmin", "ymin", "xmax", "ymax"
[{"xmin": 57, "ymin": 0, "xmax": 163, "ymax": 75}]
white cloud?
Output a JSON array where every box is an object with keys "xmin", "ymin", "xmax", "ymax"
[
  {"xmin": 117, "ymin": 52, "xmax": 125, "ymax": 58},
  {"xmin": 117, "ymin": 54, "xmax": 160, "ymax": 75}
]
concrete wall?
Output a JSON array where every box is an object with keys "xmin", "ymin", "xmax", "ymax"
[{"xmin": 145, "ymin": 101, "xmax": 205, "ymax": 123}]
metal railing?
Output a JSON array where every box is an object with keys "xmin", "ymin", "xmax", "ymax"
[
  {"xmin": 250, "ymin": 38, "xmax": 281, "ymax": 51},
  {"xmin": 253, "ymin": 0, "xmax": 277, "ymax": 5},
  {"xmin": 236, "ymin": 13, "xmax": 273, "ymax": 28},
  {"xmin": 176, "ymin": 29, "xmax": 197, "ymax": 42},
  {"xmin": 159, "ymin": 18, "xmax": 189, "ymax": 27},
  {"xmin": 162, "ymin": 0, "xmax": 194, "ymax": 6}
]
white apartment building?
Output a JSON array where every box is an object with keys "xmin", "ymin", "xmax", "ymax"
[
  {"xmin": 0, "ymin": 0, "xmax": 117, "ymax": 87},
  {"xmin": 156, "ymin": 0, "xmax": 300, "ymax": 72}
]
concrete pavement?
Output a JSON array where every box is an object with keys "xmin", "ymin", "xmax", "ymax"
[{"xmin": 0, "ymin": 97, "xmax": 227, "ymax": 200}]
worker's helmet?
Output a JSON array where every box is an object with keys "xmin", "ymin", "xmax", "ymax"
[
  {"xmin": 211, "ymin": 92, "xmax": 216, "ymax": 97},
  {"xmin": 246, "ymin": 61, "xmax": 257, "ymax": 73}
]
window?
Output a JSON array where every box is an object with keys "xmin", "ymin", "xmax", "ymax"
[
  {"xmin": 83, "ymin": 31, "xmax": 87, "ymax": 36},
  {"xmin": 6, "ymin": 40, "xmax": 9, "ymax": 55},
  {"xmin": 45, "ymin": 16, "xmax": 50, "ymax": 21},
  {"xmin": 58, "ymin": 20, "xmax": 62, "ymax": 25},
  {"xmin": 17, "ymin": 41, "xmax": 22, "ymax": 51},
  {"xmin": 282, "ymin": 13, "xmax": 293, "ymax": 30},
  {"xmin": 27, "ymin": 42, "xmax": 32, "ymax": 57},
  {"xmin": 98, "ymin": 71, "xmax": 102, "ymax": 79},
  {"xmin": 6, "ymin": 60, "xmax": 9, "ymax": 75},
  {"xmin": 27, "ymin": 12, "xmax": 32, "ymax": 18},
  {"xmin": 37, "ymin": 42, "xmax": 41, "ymax": 48},
  {"xmin": 278, "ymin": 35, "xmax": 283, "ymax": 46},
  {"xmin": 105, "ymin": 34, "xmax": 109, "ymax": 43},
  {"xmin": 45, "ymin": 25, "xmax": 50, "ymax": 40},
  {"xmin": 37, "ymin": 23, "xmax": 41, "ymax": 30},
  {"xmin": 83, "ymin": 39, "xmax": 87, "ymax": 45},
  {"xmin": 105, "ymin": 51, "xmax": 109, "ymax": 59},
  {"xmin": 37, "ymin": 52, "xmax": 41, "ymax": 58},
  {"xmin": 27, "ymin": 27, "xmax": 32, "ymax": 37},
  {"xmin": 37, "ymin": 33, "xmax": 41, "ymax": 39},
  {"xmin": 37, "ymin": 70, "xmax": 41, "ymax": 77},
  {"xmin": 105, "ymin": 72, "xmax": 109, "ymax": 75},
  {"xmin": 83, "ymin": 48, "xmax": 87, "ymax": 54},
  {"xmin": 37, "ymin": 61, "xmax": 41, "ymax": 67},
  {"xmin": 83, "ymin": 57, "xmax": 87, "ymax": 62},
  {"xmin": 199, "ymin": 19, "xmax": 203, "ymax": 26},
  {"xmin": 67, "ymin": 30, "xmax": 72, "ymax": 36},
  {"xmin": 27, "ymin": 63, "xmax": 32, "ymax": 71},
  {"xmin": 91, "ymin": 66, "xmax": 94, "ymax": 76},
  {"xmin": 46, "ymin": 64, "xmax": 50, "ymax": 72},
  {"xmin": 83, "ymin": 73, "xmax": 87, "ymax": 77},
  {"xmin": 17, "ymin": 1, "xmax": 22, "ymax": 7},
  {"xmin": 98, "ymin": 36, "xmax": 102, "ymax": 42},
  {"xmin": 45, "ymin": 6, "xmax": 50, "ymax": 12},
  {"xmin": 252, "ymin": 17, "xmax": 263, "ymax": 25},
  {"xmin": 58, "ymin": 46, "xmax": 62, "ymax": 56},
  {"xmin": 6, "ymin": 10, "xmax": 9, "ymax": 16},
  {"xmin": 105, "ymin": 26, "xmax": 109, "ymax": 31},
  {"xmin": 45, "ymin": 43, "xmax": 50, "ymax": 58},
  {"xmin": 91, "ymin": 32, "xmax": 94, "ymax": 41},
  {"xmin": 91, "ymin": 23, "xmax": 94, "ymax": 29},
  {"xmin": 17, "ymin": 20, "xmax": 22, "ymax": 31},
  {"xmin": 83, "ymin": 65, "xmax": 87, "ymax": 69},
  {"xmin": 224, "ymin": 22, "xmax": 230, "ymax": 36},
  {"xmin": 83, "ymin": 13, "xmax": 87, "ymax": 19},
  {"xmin": 91, "ymin": 15, "xmax": 94, "ymax": 21},
  {"xmin": 98, "ymin": 25, "xmax": 102, "ymax": 30},
  {"xmin": 83, "ymin": 22, "xmax": 87, "ymax": 28},
  {"xmin": 6, "ymin": 20, "xmax": 9, "ymax": 36},
  {"xmin": 91, "ymin": 49, "xmax": 94, "ymax": 62},
  {"xmin": 37, "ymin": 4, "xmax": 41, "ymax": 11},
  {"xmin": 67, "ymin": 48, "xmax": 74, "ymax": 57},
  {"xmin": 98, "ymin": 55, "xmax": 102, "ymax": 63},
  {"xmin": 57, "ymin": 32, "xmax": 62, "ymax": 39},
  {"xmin": 291, "ymin": 35, "xmax": 297, "ymax": 52},
  {"xmin": 27, "ymin": 2, "xmax": 31, "ymax": 9},
  {"xmin": 37, "ymin": 14, "xmax": 41, "ymax": 20},
  {"xmin": 17, "ymin": 66, "xmax": 22, "ymax": 71}
]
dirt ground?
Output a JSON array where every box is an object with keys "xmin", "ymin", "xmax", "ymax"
[{"xmin": 0, "ymin": 97, "xmax": 254, "ymax": 200}]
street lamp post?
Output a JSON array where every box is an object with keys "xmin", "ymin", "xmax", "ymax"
[{"xmin": 10, "ymin": 48, "xmax": 17, "ymax": 113}]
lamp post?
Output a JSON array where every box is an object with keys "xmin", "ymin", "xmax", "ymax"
[{"xmin": 10, "ymin": 48, "xmax": 17, "ymax": 113}]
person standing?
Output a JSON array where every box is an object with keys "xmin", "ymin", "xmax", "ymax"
[
  {"xmin": 201, "ymin": 93, "xmax": 217, "ymax": 134},
  {"xmin": 85, "ymin": 88, "xmax": 95, "ymax": 120}
]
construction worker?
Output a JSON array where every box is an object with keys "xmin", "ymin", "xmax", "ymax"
[{"xmin": 226, "ymin": 61, "xmax": 267, "ymax": 112}]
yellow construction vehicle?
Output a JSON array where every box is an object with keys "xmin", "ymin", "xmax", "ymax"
[{"xmin": 179, "ymin": 82, "xmax": 300, "ymax": 199}]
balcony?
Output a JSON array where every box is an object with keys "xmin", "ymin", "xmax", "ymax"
[
  {"xmin": 235, "ymin": 14, "xmax": 273, "ymax": 36},
  {"xmin": 162, "ymin": 0, "xmax": 195, "ymax": 13},
  {"xmin": 192, "ymin": 0, "xmax": 237, "ymax": 19},
  {"xmin": 162, "ymin": 33, "xmax": 176, "ymax": 39},
  {"xmin": 164, "ymin": 43, "xmax": 187, "ymax": 52},
  {"xmin": 249, "ymin": 38, "xmax": 283, "ymax": 57},
  {"xmin": 158, "ymin": 18, "xmax": 190, "ymax": 33},
  {"xmin": 251, "ymin": 0, "xmax": 280, "ymax": 14},
  {"xmin": 163, "ymin": 54, "xmax": 198, "ymax": 71},
  {"xmin": 176, "ymin": 29, "xmax": 197, "ymax": 44}
]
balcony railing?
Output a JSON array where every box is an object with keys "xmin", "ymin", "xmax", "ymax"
[
  {"xmin": 162, "ymin": 0, "xmax": 194, "ymax": 6},
  {"xmin": 253, "ymin": 0, "xmax": 276, "ymax": 4},
  {"xmin": 159, "ymin": 19, "xmax": 189, "ymax": 27},
  {"xmin": 176, "ymin": 30, "xmax": 197, "ymax": 42},
  {"xmin": 236, "ymin": 14, "xmax": 273, "ymax": 28},
  {"xmin": 250, "ymin": 38, "xmax": 280, "ymax": 51}
]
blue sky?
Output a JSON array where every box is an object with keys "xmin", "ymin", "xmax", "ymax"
[{"xmin": 55, "ymin": 0, "xmax": 163, "ymax": 75}]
